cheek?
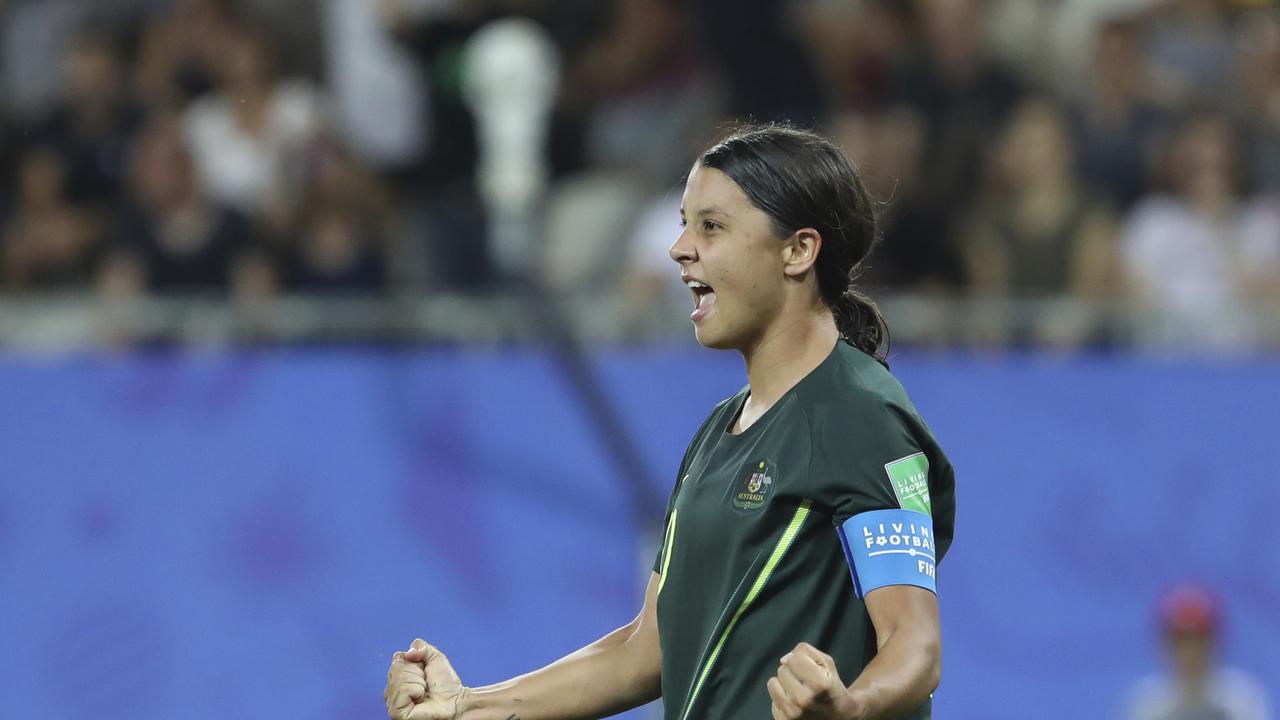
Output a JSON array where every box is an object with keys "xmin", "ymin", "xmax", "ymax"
[
  {"xmin": 708, "ymin": 232, "xmax": 781, "ymax": 308},
  {"xmin": 737, "ymin": 246, "xmax": 781, "ymax": 300}
]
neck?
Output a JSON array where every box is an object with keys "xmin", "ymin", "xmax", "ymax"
[
  {"xmin": 1179, "ymin": 668, "xmax": 1210, "ymax": 699},
  {"xmin": 740, "ymin": 307, "xmax": 840, "ymax": 410}
]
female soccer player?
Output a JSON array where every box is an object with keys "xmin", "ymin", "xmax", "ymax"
[{"xmin": 385, "ymin": 124, "xmax": 956, "ymax": 720}]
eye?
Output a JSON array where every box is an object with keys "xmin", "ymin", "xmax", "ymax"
[
  {"xmin": 702, "ymin": 220, "xmax": 722, "ymax": 232},
  {"xmin": 678, "ymin": 218, "xmax": 688, "ymax": 228}
]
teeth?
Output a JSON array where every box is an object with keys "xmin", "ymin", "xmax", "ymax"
[{"xmin": 685, "ymin": 280, "xmax": 708, "ymax": 289}]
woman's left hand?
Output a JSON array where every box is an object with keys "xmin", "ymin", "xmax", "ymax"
[{"xmin": 766, "ymin": 642, "xmax": 863, "ymax": 720}]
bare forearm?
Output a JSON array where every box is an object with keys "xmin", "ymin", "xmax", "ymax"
[
  {"xmin": 846, "ymin": 626, "xmax": 940, "ymax": 720},
  {"xmin": 458, "ymin": 624, "xmax": 661, "ymax": 720}
]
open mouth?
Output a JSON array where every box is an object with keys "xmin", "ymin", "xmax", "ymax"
[{"xmin": 685, "ymin": 279, "xmax": 716, "ymax": 321}]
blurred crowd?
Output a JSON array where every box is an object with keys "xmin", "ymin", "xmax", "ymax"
[{"xmin": 0, "ymin": 0, "xmax": 1278, "ymax": 346}]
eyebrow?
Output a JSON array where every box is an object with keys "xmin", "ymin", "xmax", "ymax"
[{"xmin": 680, "ymin": 205, "xmax": 729, "ymax": 218}]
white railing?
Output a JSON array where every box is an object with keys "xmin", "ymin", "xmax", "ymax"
[{"xmin": 0, "ymin": 292, "xmax": 1275, "ymax": 353}]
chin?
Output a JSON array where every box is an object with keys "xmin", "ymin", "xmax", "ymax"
[{"xmin": 692, "ymin": 323, "xmax": 739, "ymax": 351}]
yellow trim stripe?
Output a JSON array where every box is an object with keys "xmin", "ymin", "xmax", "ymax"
[
  {"xmin": 657, "ymin": 507, "xmax": 678, "ymax": 595},
  {"xmin": 679, "ymin": 500, "xmax": 812, "ymax": 720}
]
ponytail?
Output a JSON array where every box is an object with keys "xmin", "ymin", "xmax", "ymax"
[{"xmin": 833, "ymin": 286, "xmax": 890, "ymax": 368}]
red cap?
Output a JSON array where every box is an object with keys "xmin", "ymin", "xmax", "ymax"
[{"xmin": 1159, "ymin": 584, "xmax": 1220, "ymax": 636}]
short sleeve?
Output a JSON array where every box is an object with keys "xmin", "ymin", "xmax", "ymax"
[
  {"xmin": 809, "ymin": 398, "xmax": 932, "ymax": 526},
  {"xmin": 809, "ymin": 395, "xmax": 956, "ymax": 597},
  {"xmin": 652, "ymin": 474, "xmax": 683, "ymax": 574}
]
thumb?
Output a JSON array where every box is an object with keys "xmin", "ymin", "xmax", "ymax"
[{"xmin": 404, "ymin": 638, "xmax": 429, "ymax": 663}]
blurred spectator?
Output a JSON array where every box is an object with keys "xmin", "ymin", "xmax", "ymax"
[
  {"xmin": 690, "ymin": 0, "xmax": 824, "ymax": 123},
  {"xmin": 962, "ymin": 98, "xmax": 1119, "ymax": 346},
  {"xmin": 133, "ymin": 0, "xmax": 242, "ymax": 113},
  {"xmin": 229, "ymin": 247, "xmax": 281, "ymax": 302},
  {"xmin": 0, "ymin": 0, "xmax": 1277, "ymax": 350},
  {"xmin": 891, "ymin": 0, "xmax": 1026, "ymax": 243},
  {"xmin": 796, "ymin": 0, "xmax": 915, "ymax": 111},
  {"xmin": 1, "ymin": 0, "xmax": 87, "ymax": 120},
  {"xmin": 543, "ymin": 171, "xmax": 648, "ymax": 296},
  {"xmin": 566, "ymin": 0, "xmax": 713, "ymax": 183},
  {"xmin": 379, "ymin": 3, "xmax": 484, "ymax": 191},
  {"xmin": 1120, "ymin": 111, "xmax": 1280, "ymax": 347},
  {"xmin": 963, "ymin": 98, "xmax": 1117, "ymax": 298},
  {"xmin": 1049, "ymin": 0, "xmax": 1160, "ymax": 99},
  {"xmin": 322, "ymin": 0, "xmax": 428, "ymax": 171},
  {"xmin": 104, "ymin": 114, "xmax": 256, "ymax": 294},
  {"xmin": 1125, "ymin": 584, "xmax": 1272, "ymax": 720},
  {"xmin": 286, "ymin": 206, "xmax": 388, "ymax": 293},
  {"xmin": 1, "ymin": 146, "xmax": 101, "ymax": 290},
  {"xmin": 982, "ymin": 0, "xmax": 1058, "ymax": 87},
  {"xmin": 823, "ymin": 105, "xmax": 965, "ymax": 350},
  {"xmin": 1069, "ymin": 13, "xmax": 1170, "ymax": 210},
  {"xmin": 543, "ymin": 0, "xmax": 714, "ymax": 297},
  {"xmin": 182, "ymin": 26, "xmax": 327, "ymax": 222},
  {"xmin": 620, "ymin": 189, "xmax": 686, "ymax": 337},
  {"xmin": 827, "ymin": 107, "xmax": 962, "ymax": 292},
  {"xmin": 1145, "ymin": 0, "xmax": 1239, "ymax": 108},
  {"xmin": 30, "ymin": 26, "xmax": 141, "ymax": 207},
  {"xmin": 0, "ymin": 120, "xmax": 17, "ymax": 225},
  {"xmin": 237, "ymin": 0, "xmax": 324, "ymax": 78},
  {"xmin": 1231, "ymin": 8, "xmax": 1280, "ymax": 193},
  {"xmin": 282, "ymin": 143, "xmax": 393, "ymax": 293}
]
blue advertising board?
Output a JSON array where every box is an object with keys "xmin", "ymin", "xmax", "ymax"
[{"xmin": 1, "ymin": 348, "xmax": 1276, "ymax": 719}]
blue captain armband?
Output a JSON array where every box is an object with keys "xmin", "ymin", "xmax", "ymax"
[{"xmin": 837, "ymin": 509, "xmax": 937, "ymax": 598}]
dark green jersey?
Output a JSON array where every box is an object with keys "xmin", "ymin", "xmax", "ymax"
[{"xmin": 653, "ymin": 341, "xmax": 956, "ymax": 720}]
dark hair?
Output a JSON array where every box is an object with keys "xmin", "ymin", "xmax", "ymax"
[{"xmin": 699, "ymin": 124, "xmax": 890, "ymax": 366}]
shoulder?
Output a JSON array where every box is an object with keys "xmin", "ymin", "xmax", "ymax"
[
  {"xmin": 1124, "ymin": 674, "xmax": 1176, "ymax": 720},
  {"xmin": 797, "ymin": 343, "xmax": 918, "ymax": 431},
  {"xmin": 1213, "ymin": 668, "xmax": 1272, "ymax": 716},
  {"xmin": 792, "ymin": 344, "xmax": 932, "ymax": 471}
]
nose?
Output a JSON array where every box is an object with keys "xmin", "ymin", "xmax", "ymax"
[{"xmin": 669, "ymin": 227, "xmax": 696, "ymax": 265}]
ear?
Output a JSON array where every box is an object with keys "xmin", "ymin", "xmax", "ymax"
[{"xmin": 781, "ymin": 228, "xmax": 822, "ymax": 279}]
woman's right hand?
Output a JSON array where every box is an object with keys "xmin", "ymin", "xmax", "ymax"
[{"xmin": 385, "ymin": 638, "xmax": 466, "ymax": 720}]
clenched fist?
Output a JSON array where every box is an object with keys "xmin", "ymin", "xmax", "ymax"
[
  {"xmin": 385, "ymin": 638, "xmax": 466, "ymax": 720},
  {"xmin": 766, "ymin": 643, "xmax": 862, "ymax": 720}
]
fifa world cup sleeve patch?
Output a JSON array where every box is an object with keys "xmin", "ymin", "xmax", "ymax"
[
  {"xmin": 884, "ymin": 452, "xmax": 931, "ymax": 515},
  {"xmin": 837, "ymin": 509, "xmax": 937, "ymax": 598}
]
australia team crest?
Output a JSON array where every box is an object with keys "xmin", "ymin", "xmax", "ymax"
[{"xmin": 732, "ymin": 459, "xmax": 776, "ymax": 510}]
